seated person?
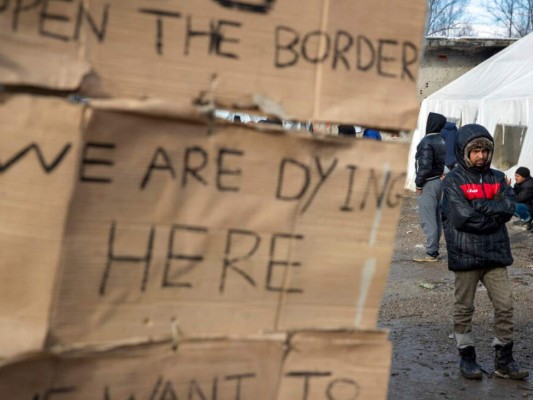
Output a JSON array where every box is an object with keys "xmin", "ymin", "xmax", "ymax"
[{"xmin": 512, "ymin": 167, "xmax": 533, "ymax": 230}]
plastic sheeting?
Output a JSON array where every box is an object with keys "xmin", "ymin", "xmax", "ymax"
[{"xmin": 407, "ymin": 32, "xmax": 533, "ymax": 190}]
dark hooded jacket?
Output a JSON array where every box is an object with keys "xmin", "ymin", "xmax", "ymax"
[
  {"xmin": 513, "ymin": 176, "xmax": 533, "ymax": 215},
  {"xmin": 441, "ymin": 124, "xmax": 515, "ymax": 272},
  {"xmin": 440, "ymin": 121, "xmax": 458, "ymax": 168},
  {"xmin": 415, "ymin": 112, "xmax": 446, "ymax": 188}
]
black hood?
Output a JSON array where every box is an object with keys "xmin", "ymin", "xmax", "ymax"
[
  {"xmin": 426, "ymin": 112, "xmax": 447, "ymax": 134},
  {"xmin": 455, "ymin": 124, "xmax": 494, "ymax": 171}
]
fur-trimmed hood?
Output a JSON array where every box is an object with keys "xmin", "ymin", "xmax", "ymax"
[{"xmin": 455, "ymin": 124, "xmax": 494, "ymax": 171}]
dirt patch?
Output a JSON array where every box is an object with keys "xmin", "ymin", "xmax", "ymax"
[{"xmin": 379, "ymin": 192, "xmax": 533, "ymax": 399}]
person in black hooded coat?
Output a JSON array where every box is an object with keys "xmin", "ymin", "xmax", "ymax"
[
  {"xmin": 441, "ymin": 124, "xmax": 528, "ymax": 381},
  {"xmin": 413, "ymin": 112, "xmax": 446, "ymax": 262}
]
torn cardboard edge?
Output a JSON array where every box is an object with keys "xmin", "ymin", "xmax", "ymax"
[
  {"xmin": 4, "ymin": 70, "xmax": 414, "ymax": 132},
  {"xmin": 1, "ymin": 84, "xmax": 291, "ymax": 124},
  {"xmin": 87, "ymin": 97, "xmax": 395, "ymax": 146},
  {"xmin": 0, "ymin": 329, "xmax": 392, "ymax": 400},
  {"xmin": 0, "ymin": 328, "xmax": 389, "ymax": 369},
  {"xmin": 90, "ymin": 95, "xmax": 417, "ymax": 133},
  {"xmin": 86, "ymin": 97, "xmax": 289, "ymax": 130},
  {"xmin": 86, "ymin": 91, "xmax": 419, "ymax": 133},
  {"xmin": 41, "ymin": 323, "xmax": 391, "ymax": 364},
  {"xmin": 0, "ymin": 86, "xmax": 414, "ymax": 133},
  {"xmin": 88, "ymin": 97, "xmax": 212, "ymax": 123}
]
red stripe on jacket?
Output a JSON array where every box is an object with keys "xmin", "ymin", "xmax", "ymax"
[{"xmin": 460, "ymin": 183, "xmax": 501, "ymax": 200}]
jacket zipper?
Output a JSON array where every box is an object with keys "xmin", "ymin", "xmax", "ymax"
[{"xmin": 480, "ymin": 175, "xmax": 487, "ymax": 198}]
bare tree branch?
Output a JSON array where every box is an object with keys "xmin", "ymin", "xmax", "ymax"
[
  {"xmin": 426, "ymin": 0, "xmax": 471, "ymax": 37},
  {"xmin": 485, "ymin": 0, "xmax": 533, "ymax": 37}
]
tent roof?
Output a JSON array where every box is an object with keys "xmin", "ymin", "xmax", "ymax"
[
  {"xmin": 428, "ymin": 32, "xmax": 533, "ymax": 101},
  {"xmin": 484, "ymin": 69, "xmax": 533, "ymax": 100},
  {"xmin": 406, "ymin": 32, "xmax": 533, "ymax": 190}
]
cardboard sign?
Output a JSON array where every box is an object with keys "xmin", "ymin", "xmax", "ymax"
[
  {"xmin": 0, "ymin": 338, "xmax": 284, "ymax": 400},
  {"xmin": 0, "ymin": 96, "xmax": 407, "ymax": 355},
  {"xmin": 46, "ymin": 106, "xmax": 407, "ymax": 347},
  {"xmin": 0, "ymin": 95, "xmax": 83, "ymax": 359},
  {"xmin": 278, "ymin": 331, "xmax": 392, "ymax": 400},
  {"xmin": 0, "ymin": 331, "xmax": 391, "ymax": 400},
  {"xmin": 0, "ymin": 0, "xmax": 427, "ymax": 130}
]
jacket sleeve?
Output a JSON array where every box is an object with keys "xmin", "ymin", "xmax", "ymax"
[
  {"xmin": 415, "ymin": 140, "xmax": 434, "ymax": 188},
  {"xmin": 470, "ymin": 176, "xmax": 516, "ymax": 223},
  {"xmin": 442, "ymin": 177, "xmax": 502, "ymax": 233}
]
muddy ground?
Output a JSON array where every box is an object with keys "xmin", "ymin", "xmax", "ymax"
[{"xmin": 379, "ymin": 192, "xmax": 533, "ymax": 400}]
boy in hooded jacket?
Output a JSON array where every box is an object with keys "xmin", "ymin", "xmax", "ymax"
[{"xmin": 441, "ymin": 124, "xmax": 528, "ymax": 380}]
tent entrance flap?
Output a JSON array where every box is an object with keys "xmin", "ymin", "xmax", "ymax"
[{"xmin": 492, "ymin": 124, "xmax": 527, "ymax": 171}]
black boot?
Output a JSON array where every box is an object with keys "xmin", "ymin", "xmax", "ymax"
[
  {"xmin": 459, "ymin": 346, "xmax": 482, "ymax": 379},
  {"xmin": 494, "ymin": 341, "xmax": 529, "ymax": 379}
]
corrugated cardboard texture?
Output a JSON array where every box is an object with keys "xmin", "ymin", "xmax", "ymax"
[
  {"xmin": 0, "ymin": 331, "xmax": 391, "ymax": 400},
  {"xmin": 0, "ymin": 95, "xmax": 83, "ymax": 359},
  {"xmin": 0, "ymin": 0, "xmax": 427, "ymax": 130},
  {"xmin": 47, "ymin": 107, "xmax": 408, "ymax": 347}
]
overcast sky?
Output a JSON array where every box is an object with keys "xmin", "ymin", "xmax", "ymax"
[
  {"xmin": 467, "ymin": 0, "xmax": 492, "ymax": 22},
  {"xmin": 465, "ymin": 0, "xmax": 506, "ymax": 37}
]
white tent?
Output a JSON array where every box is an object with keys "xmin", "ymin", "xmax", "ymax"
[{"xmin": 406, "ymin": 33, "xmax": 533, "ymax": 190}]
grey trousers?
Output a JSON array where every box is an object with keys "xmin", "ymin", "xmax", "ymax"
[
  {"xmin": 453, "ymin": 267, "xmax": 514, "ymax": 349},
  {"xmin": 417, "ymin": 178, "xmax": 442, "ymax": 255}
]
